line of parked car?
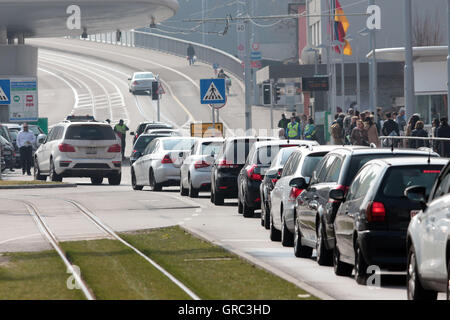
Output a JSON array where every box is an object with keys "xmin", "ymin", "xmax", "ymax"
[{"xmin": 129, "ymin": 121, "xmax": 450, "ymax": 300}]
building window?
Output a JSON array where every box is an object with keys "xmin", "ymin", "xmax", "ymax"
[{"xmin": 415, "ymin": 94, "xmax": 447, "ymax": 125}]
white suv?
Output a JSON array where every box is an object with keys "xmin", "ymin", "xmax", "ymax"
[
  {"xmin": 34, "ymin": 121, "xmax": 122, "ymax": 185},
  {"xmin": 406, "ymin": 162, "xmax": 450, "ymax": 300}
]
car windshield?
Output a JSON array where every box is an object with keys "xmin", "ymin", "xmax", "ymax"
[
  {"xmin": 302, "ymin": 153, "xmax": 327, "ymax": 177},
  {"xmin": 162, "ymin": 139, "xmax": 196, "ymax": 151},
  {"xmin": 65, "ymin": 125, "xmax": 116, "ymax": 140},
  {"xmin": 201, "ymin": 142, "xmax": 223, "ymax": 156},
  {"xmin": 381, "ymin": 166, "xmax": 443, "ymax": 198},
  {"xmin": 135, "ymin": 73, "xmax": 154, "ymax": 79}
]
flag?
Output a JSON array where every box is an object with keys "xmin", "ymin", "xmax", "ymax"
[{"xmin": 333, "ymin": 0, "xmax": 352, "ymax": 55}]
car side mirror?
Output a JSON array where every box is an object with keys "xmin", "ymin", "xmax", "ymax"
[
  {"xmin": 329, "ymin": 189, "xmax": 345, "ymax": 202},
  {"xmin": 128, "ymin": 78, "xmax": 132, "ymax": 81},
  {"xmin": 405, "ymin": 186, "xmax": 428, "ymax": 211},
  {"xmin": 289, "ymin": 177, "xmax": 308, "ymax": 189},
  {"xmin": 37, "ymin": 134, "xmax": 47, "ymax": 146},
  {"xmin": 134, "ymin": 151, "xmax": 142, "ymax": 158}
]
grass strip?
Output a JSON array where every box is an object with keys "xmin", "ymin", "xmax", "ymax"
[
  {"xmin": 121, "ymin": 226, "xmax": 318, "ymax": 300},
  {"xmin": 61, "ymin": 239, "xmax": 191, "ymax": 300},
  {"xmin": 0, "ymin": 251, "xmax": 84, "ymax": 300}
]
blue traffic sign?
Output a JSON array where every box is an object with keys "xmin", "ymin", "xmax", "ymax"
[
  {"xmin": 0, "ymin": 79, "xmax": 11, "ymax": 105},
  {"xmin": 251, "ymin": 51, "xmax": 262, "ymax": 61},
  {"xmin": 200, "ymin": 78, "xmax": 226, "ymax": 105}
]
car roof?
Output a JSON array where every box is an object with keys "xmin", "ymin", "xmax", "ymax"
[
  {"xmin": 366, "ymin": 157, "xmax": 448, "ymax": 167},
  {"xmin": 134, "ymin": 71, "xmax": 154, "ymax": 76},
  {"xmin": 138, "ymin": 133, "xmax": 172, "ymax": 138},
  {"xmin": 156, "ymin": 136, "xmax": 197, "ymax": 141},
  {"xmin": 225, "ymin": 136, "xmax": 276, "ymax": 142},
  {"xmin": 252, "ymin": 139, "xmax": 318, "ymax": 149},
  {"xmin": 328, "ymin": 147, "xmax": 439, "ymax": 156},
  {"xmin": 197, "ymin": 137, "xmax": 224, "ymax": 143}
]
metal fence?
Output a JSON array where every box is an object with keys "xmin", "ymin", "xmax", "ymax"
[
  {"xmin": 378, "ymin": 135, "xmax": 450, "ymax": 157},
  {"xmin": 83, "ymin": 30, "xmax": 244, "ymax": 80}
]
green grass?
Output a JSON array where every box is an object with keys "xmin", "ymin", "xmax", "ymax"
[
  {"xmin": 0, "ymin": 180, "xmax": 64, "ymax": 186},
  {"xmin": 61, "ymin": 239, "xmax": 190, "ymax": 300},
  {"xmin": 121, "ymin": 226, "xmax": 317, "ymax": 300},
  {"xmin": 0, "ymin": 251, "xmax": 84, "ymax": 300}
]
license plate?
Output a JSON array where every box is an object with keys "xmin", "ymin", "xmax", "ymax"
[
  {"xmin": 86, "ymin": 148, "xmax": 97, "ymax": 155},
  {"xmin": 410, "ymin": 210, "xmax": 421, "ymax": 219}
]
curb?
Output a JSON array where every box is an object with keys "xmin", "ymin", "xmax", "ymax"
[
  {"xmin": 180, "ymin": 225, "xmax": 335, "ymax": 301},
  {"xmin": 0, "ymin": 183, "xmax": 78, "ymax": 190}
]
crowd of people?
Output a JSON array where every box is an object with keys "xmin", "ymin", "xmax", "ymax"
[{"xmin": 277, "ymin": 107, "xmax": 450, "ymax": 157}]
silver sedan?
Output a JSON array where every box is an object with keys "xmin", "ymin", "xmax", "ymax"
[{"xmin": 128, "ymin": 72, "xmax": 157, "ymax": 94}]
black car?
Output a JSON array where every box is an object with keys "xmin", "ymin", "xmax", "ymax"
[
  {"xmin": 130, "ymin": 122, "xmax": 173, "ymax": 145},
  {"xmin": 332, "ymin": 157, "xmax": 447, "ymax": 285},
  {"xmin": 237, "ymin": 140, "xmax": 316, "ymax": 217},
  {"xmin": 294, "ymin": 147, "xmax": 440, "ymax": 266},
  {"xmin": 210, "ymin": 136, "xmax": 274, "ymax": 206},
  {"xmin": 130, "ymin": 133, "xmax": 172, "ymax": 165},
  {"xmin": 0, "ymin": 135, "xmax": 15, "ymax": 172},
  {"xmin": 7, "ymin": 129, "xmax": 21, "ymax": 168}
]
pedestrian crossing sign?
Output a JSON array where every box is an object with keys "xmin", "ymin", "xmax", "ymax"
[
  {"xmin": 200, "ymin": 78, "xmax": 226, "ymax": 105},
  {"xmin": 0, "ymin": 79, "xmax": 11, "ymax": 105}
]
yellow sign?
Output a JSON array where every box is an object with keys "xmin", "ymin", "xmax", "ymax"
[{"xmin": 190, "ymin": 122, "xmax": 224, "ymax": 138}]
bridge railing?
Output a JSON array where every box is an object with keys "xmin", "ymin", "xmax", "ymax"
[{"xmin": 83, "ymin": 30, "xmax": 244, "ymax": 80}]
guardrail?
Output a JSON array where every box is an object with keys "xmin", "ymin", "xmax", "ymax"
[
  {"xmin": 378, "ymin": 135, "xmax": 450, "ymax": 157},
  {"xmin": 83, "ymin": 30, "xmax": 244, "ymax": 80}
]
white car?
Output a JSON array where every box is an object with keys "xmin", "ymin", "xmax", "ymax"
[
  {"xmin": 34, "ymin": 120, "xmax": 122, "ymax": 185},
  {"xmin": 128, "ymin": 72, "xmax": 157, "ymax": 94},
  {"xmin": 146, "ymin": 128, "xmax": 182, "ymax": 136},
  {"xmin": 180, "ymin": 138, "xmax": 224, "ymax": 198},
  {"xmin": 131, "ymin": 136, "xmax": 197, "ymax": 191},
  {"xmin": 405, "ymin": 162, "xmax": 450, "ymax": 300}
]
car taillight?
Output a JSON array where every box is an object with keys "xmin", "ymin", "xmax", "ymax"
[
  {"xmin": 289, "ymin": 187, "xmax": 304, "ymax": 202},
  {"xmin": 271, "ymin": 178, "xmax": 278, "ymax": 184},
  {"xmin": 218, "ymin": 158, "xmax": 239, "ymax": 168},
  {"xmin": 194, "ymin": 160, "xmax": 210, "ymax": 169},
  {"xmin": 58, "ymin": 143, "xmax": 76, "ymax": 152},
  {"xmin": 132, "ymin": 81, "xmax": 139, "ymax": 85},
  {"xmin": 367, "ymin": 201, "xmax": 386, "ymax": 222},
  {"xmin": 161, "ymin": 154, "xmax": 173, "ymax": 164},
  {"xmin": 108, "ymin": 144, "xmax": 121, "ymax": 153},
  {"xmin": 247, "ymin": 164, "xmax": 262, "ymax": 181}
]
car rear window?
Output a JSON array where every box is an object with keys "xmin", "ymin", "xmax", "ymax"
[
  {"xmin": 256, "ymin": 145, "xmax": 299, "ymax": 165},
  {"xmin": 301, "ymin": 153, "xmax": 327, "ymax": 177},
  {"xmin": 201, "ymin": 142, "xmax": 223, "ymax": 156},
  {"xmin": 345, "ymin": 153, "xmax": 438, "ymax": 186},
  {"xmin": 223, "ymin": 138, "xmax": 272, "ymax": 165},
  {"xmin": 280, "ymin": 148, "xmax": 296, "ymax": 166},
  {"xmin": 163, "ymin": 139, "xmax": 196, "ymax": 150},
  {"xmin": 135, "ymin": 73, "xmax": 154, "ymax": 79},
  {"xmin": 381, "ymin": 166, "xmax": 443, "ymax": 198},
  {"xmin": 65, "ymin": 125, "xmax": 116, "ymax": 140},
  {"xmin": 135, "ymin": 135, "xmax": 168, "ymax": 152}
]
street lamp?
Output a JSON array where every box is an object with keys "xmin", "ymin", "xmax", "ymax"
[
  {"xmin": 359, "ymin": 27, "xmax": 378, "ymax": 112},
  {"xmin": 332, "ymin": 40, "xmax": 345, "ymax": 111}
]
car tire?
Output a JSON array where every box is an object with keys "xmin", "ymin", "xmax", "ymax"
[
  {"xmin": 210, "ymin": 186, "xmax": 215, "ymax": 203},
  {"xmin": 316, "ymin": 220, "xmax": 333, "ymax": 266},
  {"xmin": 294, "ymin": 220, "xmax": 313, "ymax": 258},
  {"xmin": 333, "ymin": 243, "xmax": 353, "ymax": 277},
  {"xmin": 108, "ymin": 172, "xmax": 121, "ymax": 185},
  {"xmin": 406, "ymin": 246, "xmax": 438, "ymax": 300},
  {"xmin": 91, "ymin": 176, "xmax": 103, "ymax": 185},
  {"xmin": 242, "ymin": 196, "xmax": 254, "ymax": 218},
  {"xmin": 260, "ymin": 202, "xmax": 265, "ymax": 226},
  {"xmin": 34, "ymin": 159, "xmax": 46, "ymax": 181},
  {"xmin": 263, "ymin": 202, "xmax": 271, "ymax": 230},
  {"xmin": 188, "ymin": 178, "xmax": 199, "ymax": 198},
  {"xmin": 281, "ymin": 214, "xmax": 294, "ymax": 247},
  {"xmin": 238, "ymin": 197, "xmax": 243, "ymax": 214},
  {"xmin": 355, "ymin": 243, "xmax": 369, "ymax": 285},
  {"xmin": 270, "ymin": 214, "xmax": 281, "ymax": 242},
  {"xmin": 149, "ymin": 169, "xmax": 162, "ymax": 191},
  {"xmin": 180, "ymin": 178, "xmax": 188, "ymax": 196},
  {"xmin": 49, "ymin": 159, "xmax": 62, "ymax": 182},
  {"xmin": 132, "ymin": 171, "xmax": 143, "ymax": 191},
  {"xmin": 213, "ymin": 190, "xmax": 224, "ymax": 206}
]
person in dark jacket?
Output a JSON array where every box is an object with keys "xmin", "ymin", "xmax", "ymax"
[
  {"xmin": 410, "ymin": 121, "xmax": 429, "ymax": 149},
  {"xmin": 436, "ymin": 117, "xmax": 450, "ymax": 157},
  {"xmin": 278, "ymin": 114, "xmax": 289, "ymax": 131},
  {"xmin": 187, "ymin": 44, "xmax": 195, "ymax": 65},
  {"xmin": 382, "ymin": 112, "xmax": 400, "ymax": 147}
]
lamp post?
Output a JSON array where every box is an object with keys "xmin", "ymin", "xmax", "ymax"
[
  {"xmin": 404, "ymin": 0, "xmax": 415, "ymax": 121},
  {"xmin": 332, "ymin": 40, "xmax": 345, "ymax": 112},
  {"xmin": 359, "ymin": 27, "xmax": 377, "ymax": 113}
]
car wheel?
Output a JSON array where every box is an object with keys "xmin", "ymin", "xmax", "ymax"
[
  {"xmin": 281, "ymin": 214, "xmax": 294, "ymax": 247},
  {"xmin": 132, "ymin": 171, "xmax": 143, "ymax": 191},
  {"xmin": 333, "ymin": 242, "xmax": 353, "ymax": 276},
  {"xmin": 406, "ymin": 246, "xmax": 438, "ymax": 300},
  {"xmin": 294, "ymin": 220, "xmax": 312, "ymax": 258},
  {"xmin": 354, "ymin": 243, "xmax": 369, "ymax": 285},
  {"xmin": 149, "ymin": 169, "xmax": 162, "ymax": 191},
  {"xmin": 213, "ymin": 189, "xmax": 224, "ymax": 206},
  {"xmin": 91, "ymin": 176, "xmax": 103, "ymax": 185},
  {"xmin": 238, "ymin": 197, "xmax": 243, "ymax": 214},
  {"xmin": 270, "ymin": 214, "xmax": 281, "ymax": 242},
  {"xmin": 188, "ymin": 177, "xmax": 199, "ymax": 198},
  {"xmin": 260, "ymin": 201, "xmax": 265, "ymax": 226},
  {"xmin": 34, "ymin": 159, "xmax": 46, "ymax": 181},
  {"xmin": 49, "ymin": 159, "xmax": 62, "ymax": 182},
  {"xmin": 108, "ymin": 172, "xmax": 121, "ymax": 185},
  {"xmin": 180, "ymin": 177, "xmax": 188, "ymax": 196},
  {"xmin": 316, "ymin": 220, "xmax": 333, "ymax": 266},
  {"xmin": 210, "ymin": 186, "xmax": 215, "ymax": 203},
  {"xmin": 263, "ymin": 202, "xmax": 271, "ymax": 230},
  {"xmin": 242, "ymin": 195, "xmax": 254, "ymax": 218}
]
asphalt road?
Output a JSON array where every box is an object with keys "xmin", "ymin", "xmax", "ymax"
[{"xmin": 1, "ymin": 38, "xmax": 444, "ymax": 300}]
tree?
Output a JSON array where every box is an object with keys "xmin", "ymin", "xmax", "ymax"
[{"xmin": 413, "ymin": 8, "xmax": 443, "ymax": 47}]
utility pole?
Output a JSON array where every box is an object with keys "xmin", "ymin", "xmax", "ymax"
[
  {"xmin": 244, "ymin": 2, "xmax": 252, "ymax": 132},
  {"xmin": 404, "ymin": 0, "xmax": 415, "ymax": 121},
  {"xmin": 369, "ymin": 0, "xmax": 377, "ymax": 112}
]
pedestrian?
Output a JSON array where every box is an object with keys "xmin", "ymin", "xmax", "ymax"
[
  {"xmin": 292, "ymin": 112, "xmax": 301, "ymax": 123},
  {"xmin": 286, "ymin": 116, "xmax": 301, "ymax": 140},
  {"xmin": 381, "ymin": 112, "xmax": 400, "ymax": 147},
  {"xmin": 114, "ymin": 119, "xmax": 129, "ymax": 158},
  {"xmin": 376, "ymin": 107, "xmax": 384, "ymax": 134},
  {"xmin": 277, "ymin": 114, "xmax": 289, "ymax": 131},
  {"xmin": 330, "ymin": 114, "xmax": 344, "ymax": 145},
  {"xmin": 300, "ymin": 114, "xmax": 308, "ymax": 139},
  {"xmin": 396, "ymin": 108, "xmax": 407, "ymax": 133},
  {"xmin": 351, "ymin": 120, "xmax": 369, "ymax": 146},
  {"xmin": 304, "ymin": 118, "xmax": 317, "ymax": 141},
  {"xmin": 365, "ymin": 116, "xmax": 380, "ymax": 147},
  {"xmin": 436, "ymin": 117, "xmax": 450, "ymax": 157},
  {"xmin": 17, "ymin": 123, "xmax": 36, "ymax": 176},
  {"xmin": 410, "ymin": 121, "xmax": 429, "ymax": 149},
  {"xmin": 187, "ymin": 44, "xmax": 195, "ymax": 66},
  {"xmin": 406, "ymin": 114, "xmax": 420, "ymax": 148},
  {"xmin": 431, "ymin": 118, "xmax": 440, "ymax": 152},
  {"xmin": 343, "ymin": 108, "xmax": 354, "ymax": 144}
]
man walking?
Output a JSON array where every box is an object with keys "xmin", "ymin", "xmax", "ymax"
[
  {"xmin": 17, "ymin": 123, "xmax": 35, "ymax": 176},
  {"xmin": 436, "ymin": 117, "xmax": 450, "ymax": 157},
  {"xmin": 286, "ymin": 116, "xmax": 301, "ymax": 140},
  {"xmin": 382, "ymin": 112, "xmax": 400, "ymax": 147},
  {"xmin": 114, "ymin": 119, "xmax": 129, "ymax": 159},
  {"xmin": 187, "ymin": 44, "xmax": 195, "ymax": 66}
]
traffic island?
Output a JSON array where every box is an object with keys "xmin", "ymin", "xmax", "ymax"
[{"xmin": 0, "ymin": 180, "xmax": 77, "ymax": 189}]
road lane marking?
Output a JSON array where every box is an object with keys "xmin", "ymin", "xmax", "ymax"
[{"xmin": 0, "ymin": 233, "xmax": 42, "ymax": 245}]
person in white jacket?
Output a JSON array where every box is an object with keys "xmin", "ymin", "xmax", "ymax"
[{"xmin": 16, "ymin": 123, "xmax": 36, "ymax": 175}]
